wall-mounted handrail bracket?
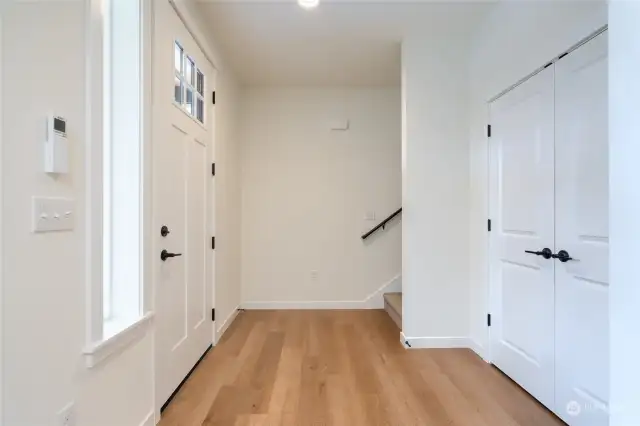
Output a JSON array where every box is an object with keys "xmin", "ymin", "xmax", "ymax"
[{"xmin": 361, "ymin": 208, "xmax": 402, "ymax": 240}]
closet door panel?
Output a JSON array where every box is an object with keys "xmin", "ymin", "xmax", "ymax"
[
  {"xmin": 489, "ymin": 65, "xmax": 556, "ymax": 410},
  {"xmin": 554, "ymin": 31, "xmax": 609, "ymax": 426}
]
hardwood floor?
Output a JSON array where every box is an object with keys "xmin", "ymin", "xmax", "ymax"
[{"xmin": 158, "ymin": 310, "xmax": 564, "ymax": 426}]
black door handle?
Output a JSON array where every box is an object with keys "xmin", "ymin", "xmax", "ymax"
[
  {"xmin": 552, "ymin": 250, "xmax": 573, "ymax": 263},
  {"xmin": 161, "ymin": 249, "xmax": 182, "ymax": 261},
  {"xmin": 524, "ymin": 248, "xmax": 553, "ymax": 259},
  {"xmin": 160, "ymin": 225, "xmax": 170, "ymax": 237}
]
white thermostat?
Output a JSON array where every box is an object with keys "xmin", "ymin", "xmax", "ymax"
[{"xmin": 44, "ymin": 114, "xmax": 69, "ymax": 174}]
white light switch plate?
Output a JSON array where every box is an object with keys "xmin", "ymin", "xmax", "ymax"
[{"xmin": 32, "ymin": 197, "xmax": 75, "ymax": 232}]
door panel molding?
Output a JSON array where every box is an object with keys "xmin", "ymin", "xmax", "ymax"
[
  {"xmin": 553, "ymin": 30, "xmax": 609, "ymax": 426},
  {"xmin": 153, "ymin": 0, "xmax": 215, "ymax": 413},
  {"xmin": 488, "ymin": 65, "xmax": 556, "ymax": 410},
  {"xmin": 487, "ymin": 30, "xmax": 609, "ymax": 426}
]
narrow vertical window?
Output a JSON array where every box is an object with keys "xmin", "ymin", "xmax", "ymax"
[{"xmin": 103, "ymin": 0, "xmax": 143, "ymax": 336}]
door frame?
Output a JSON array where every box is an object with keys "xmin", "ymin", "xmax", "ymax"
[
  {"xmin": 151, "ymin": 0, "xmax": 219, "ymax": 417},
  {"xmin": 484, "ymin": 26, "xmax": 609, "ymax": 366},
  {"xmin": 0, "ymin": 10, "xmax": 4, "ymax": 426}
]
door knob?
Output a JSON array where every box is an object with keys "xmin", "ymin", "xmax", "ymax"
[
  {"xmin": 161, "ymin": 249, "xmax": 182, "ymax": 262},
  {"xmin": 524, "ymin": 248, "xmax": 553, "ymax": 259},
  {"xmin": 552, "ymin": 250, "xmax": 573, "ymax": 263},
  {"xmin": 160, "ymin": 225, "xmax": 170, "ymax": 237}
]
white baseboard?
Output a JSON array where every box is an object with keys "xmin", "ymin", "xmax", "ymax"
[
  {"xmin": 400, "ymin": 331, "xmax": 471, "ymax": 349},
  {"xmin": 216, "ymin": 305, "xmax": 240, "ymax": 341},
  {"xmin": 241, "ymin": 300, "xmax": 364, "ymax": 310},
  {"xmin": 469, "ymin": 339, "xmax": 490, "ymax": 362},
  {"xmin": 242, "ymin": 274, "xmax": 401, "ymax": 310},
  {"xmin": 139, "ymin": 411, "xmax": 154, "ymax": 426}
]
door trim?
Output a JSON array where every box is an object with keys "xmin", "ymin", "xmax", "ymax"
[
  {"xmin": 487, "ymin": 26, "xmax": 608, "ymax": 104},
  {"xmin": 0, "ymin": 11, "xmax": 4, "ymax": 425},
  {"xmin": 168, "ymin": 0, "xmax": 219, "ymax": 71}
]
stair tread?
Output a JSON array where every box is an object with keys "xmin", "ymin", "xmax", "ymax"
[{"xmin": 383, "ymin": 292, "xmax": 402, "ymax": 315}]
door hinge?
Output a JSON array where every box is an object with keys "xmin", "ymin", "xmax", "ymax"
[
  {"xmin": 487, "ymin": 219, "xmax": 492, "ymax": 232},
  {"xmin": 487, "ymin": 124, "xmax": 492, "ymax": 138},
  {"xmin": 211, "ymin": 309, "xmax": 215, "ymax": 321},
  {"xmin": 211, "ymin": 163, "xmax": 216, "ymax": 176},
  {"xmin": 212, "ymin": 91, "xmax": 216, "ymax": 105},
  {"xmin": 211, "ymin": 236, "xmax": 216, "ymax": 250},
  {"xmin": 487, "ymin": 314, "xmax": 492, "ymax": 327}
]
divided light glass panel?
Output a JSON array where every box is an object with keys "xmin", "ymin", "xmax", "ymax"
[{"xmin": 174, "ymin": 41, "xmax": 206, "ymax": 124}]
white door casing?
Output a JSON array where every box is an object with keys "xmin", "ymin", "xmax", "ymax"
[
  {"xmin": 0, "ymin": 12, "xmax": 4, "ymax": 426},
  {"xmin": 153, "ymin": 0, "xmax": 215, "ymax": 410},
  {"xmin": 554, "ymin": 31, "xmax": 609, "ymax": 426},
  {"xmin": 489, "ymin": 65, "xmax": 556, "ymax": 410}
]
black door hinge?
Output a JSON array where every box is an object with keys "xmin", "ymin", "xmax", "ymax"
[
  {"xmin": 211, "ymin": 308, "xmax": 215, "ymax": 321},
  {"xmin": 487, "ymin": 314, "xmax": 492, "ymax": 327},
  {"xmin": 487, "ymin": 124, "xmax": 492, "ymax": 138},
  {"xmin": 211, "ymin": 163, "xmax": 216, "ymax": 176},
  {"xmin": 487, "ymin": 219, "xmax": 492, "ymax": 232},
  {"xmin": 211, "ymin": 236, "xmax": 215, "ymax": 250},
  {"xmin": 212, "ymin": 91, "xmax": 216, "ymax": 105}
]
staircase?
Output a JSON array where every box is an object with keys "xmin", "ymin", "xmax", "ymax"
[{"xmin": 383, "ymin": 292, "xmax": 402, "ymax": 329}]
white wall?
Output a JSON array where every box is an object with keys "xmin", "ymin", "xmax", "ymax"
[
  {"xmin": 467, "ymin": 0, "xmax": 607, "ymax": 358},
  {"xmin": 0, "ymin": 1, "xmax": 240, "ymax": 425},
  {"xmin": 240, "ymin": 87, "xmax": 401, "ymax": 307},
  {"xmin": 213, "ymin": 71, "xmax": 242, "ymax": 336},
  {"xmin": 1, "ymin": 2, "xmax": 153, "ymax": 425},
  {"xmin": 401, "ymin": 33, "xmax": 470, "ymax": 343},
  {"xmin": 609, "ymin": 2, "xmax": 640, "ymax": 424}
]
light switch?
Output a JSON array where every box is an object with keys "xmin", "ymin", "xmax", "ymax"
[{"xmin": 32, "ymin": 197, "xmax": 75, "ymax": 232}]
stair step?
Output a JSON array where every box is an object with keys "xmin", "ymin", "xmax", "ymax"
[{"xmin": 383, "ymin": 292, "xmax": 402, "ymax": 329}]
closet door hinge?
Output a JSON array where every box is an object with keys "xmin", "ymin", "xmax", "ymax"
[
  {"xmin": 212, "ymin": 91, "xmax": 216, "ymax": 105},
  {"xmin": 212, "ymin": 309, "xmax": 215, "ymax": 321},
  {"xmin": 487, "ymin": 124, "xmax": 492, "ymax": 138},
  {"xmin": 487, "ymin": 219, "xmax": 492, "ymax": 232},
  {"xmin": 212, "ymin": 163, "xmax": 216, "ymax": 176},
  {"xmin": 487, "ymin": 314, "xmax": 492, "ymax": 327}
]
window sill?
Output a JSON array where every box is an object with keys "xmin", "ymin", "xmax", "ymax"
[{"xmin": 83, "ymin": 312, "xmax": 154, "ymax": 368}]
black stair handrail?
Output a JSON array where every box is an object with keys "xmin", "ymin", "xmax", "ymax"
[{"xmin": 361, "ymin": 208, "xmax": 402, "ymax": 240}]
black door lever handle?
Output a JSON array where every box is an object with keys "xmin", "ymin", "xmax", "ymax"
[
  {"xmin": 524, "ymin": 248, "xmax": 553, "ymax": 259},
  {"xmin": 161, "ymin": 249, "xmax": 182, "ymax": 261},
  {"xmin": 552, "ymin": 250, "xmax": 573, "ymax": 263}
]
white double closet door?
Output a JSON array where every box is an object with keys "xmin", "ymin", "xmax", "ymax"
[{"xmin": 489, "ymin": 32, "xmax": 608, "ymax": 426}]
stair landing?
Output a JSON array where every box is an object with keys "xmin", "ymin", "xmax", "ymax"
[{"xmin": 383, "ymin": 292, "xmax": 402, "ymax": 329}]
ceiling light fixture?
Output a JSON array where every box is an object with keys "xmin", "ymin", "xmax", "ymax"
[{"xmin": 298, "ymin": 0, "xmax": 319, "ymax": 10}]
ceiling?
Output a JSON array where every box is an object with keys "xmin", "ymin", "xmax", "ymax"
[{"xmin": 196, "ymin": 1, "xmax": 494, "ymax": 87}]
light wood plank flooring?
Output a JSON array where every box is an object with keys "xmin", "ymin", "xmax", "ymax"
[{"xmin": 158, "ymin": 310, "xmax": 564, "ymax": 426}]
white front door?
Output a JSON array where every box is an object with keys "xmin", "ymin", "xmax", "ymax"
[
  {"xmin": 554, "ymin": 32, "xmax": 609, "ymax": 426},
  {"xmin": 489, "ymin": 65, "xmax": 556, "ymax": 409},
  {"xmin": 153, "ymin": 0, "xmax": 215, "ymax": 409}
]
